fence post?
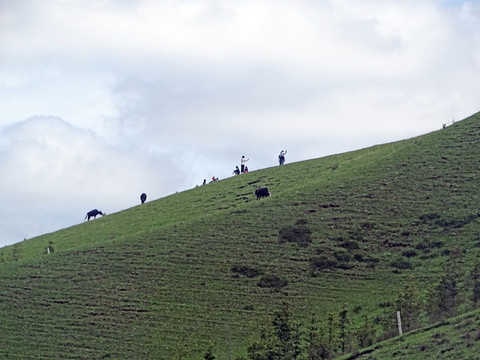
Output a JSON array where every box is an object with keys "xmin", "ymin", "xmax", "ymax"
[{"xmin": 396, "ymin": 311, "xmax": 403, "ymax": 335}]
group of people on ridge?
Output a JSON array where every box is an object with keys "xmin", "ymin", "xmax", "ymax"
[
  {"xmin": 232, "ymin": 150, "xmax": 287, "ymax": 176},
  {"xmin": 233, "ymin": 155, "xmax": 250, "ymax": 175}
]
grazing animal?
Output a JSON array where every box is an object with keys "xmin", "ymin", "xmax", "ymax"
[
  {"xmin": 255, "ymin": 187, "xmax": 271, "ymax": 200},
  {"xmin": 84, "ymin": 209, "xmax": 104, "ymax": 221},
  {"xmin": 140, "ymin": 193, "xmax": 147, "ymax": 204}
]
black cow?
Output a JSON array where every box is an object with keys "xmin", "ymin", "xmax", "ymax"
[
  {"xmin": 255, "ymin": 187, "xmax": 271, "ymax": 200},
  {"xmin": 84, "ymin": 209, "xmax": 104, "ymax": 221},
  {"xmin": 140, "ymin": 193, "xmax": 147, "ymax": 204}
]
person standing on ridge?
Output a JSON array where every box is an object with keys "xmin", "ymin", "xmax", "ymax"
[
  {"xmin": 241, "ymin": 155, "xmax": 249, "ymax": 173},
  {"xmin": 278, "ymin": 150, "xmax": 287, "ymax": 165}
]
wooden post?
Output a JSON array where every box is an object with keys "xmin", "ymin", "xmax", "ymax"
[{"xmin": 396, "ymin": 311, "xmax": 403, "ymax": 335}]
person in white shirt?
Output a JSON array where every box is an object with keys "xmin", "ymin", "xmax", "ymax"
[{"xmin": 241, "ymin": 155, "xmax": 249, "ymax": 173}]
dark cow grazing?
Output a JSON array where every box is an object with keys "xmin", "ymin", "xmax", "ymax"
[
  {"xmin": 140, "ymin": 193, "xmax": 147, "ymax": 204},
  {"xmin": 255, "ymin": 187, "xmax": 271, "ymax": 200},
  {"xmin": 84, "ymin": 209, "xmax": 104, "ymax": 221}
]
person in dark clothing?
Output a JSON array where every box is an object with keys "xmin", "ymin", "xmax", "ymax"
[{"xmin": 278, "ymin": 150, "xmax": 287, "ymax": 165}]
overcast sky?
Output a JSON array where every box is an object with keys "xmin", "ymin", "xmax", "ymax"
[{"xmin": 1, "ymin": 0, "xmax": 479, "ymax": 248}]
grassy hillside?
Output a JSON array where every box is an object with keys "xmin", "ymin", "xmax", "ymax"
[
  {"xmin": 339, "ymin": 309, "xmax": 480, "ymax": 360},
  {"xmin": 1, "ymin": 112, "xmax": 480, "ymax": 359}
]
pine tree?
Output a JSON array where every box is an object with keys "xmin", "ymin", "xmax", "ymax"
[
  {"xmin": 272, "ymin": 302, "xmax": 302, "ymax": 359},
  {"xmin": 355, "ymin": 314, "xmax": 375, "ymax": 349},
  {"xmin": 428, "ymin": 248, "xmax": 462, "ymax": 321},
  {"xmin": 338, "ymin": 304, "xmax": 351, "ymax": 353},
  {"xmin": 305, "ymin": 312, "xmax": 330, "ymax": 360},
  {"xmin": 247, "ymin": 302, "xmax": 302, "ymax": 359},
  {"xmin": 325, "ymin": 310, "xmax": 338, "ymax": 358}
]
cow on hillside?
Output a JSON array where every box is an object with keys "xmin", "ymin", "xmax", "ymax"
[
  {"xmin": 84, "ymin": 209, "xmax": 104, "ymax": 221},
  {"xmin": 140, "ymin": 193, "xmax": 147, "ymax": 204},
  {"xmin": 255, "ymin": 187, "xmax": 271, "ymax": 200}
]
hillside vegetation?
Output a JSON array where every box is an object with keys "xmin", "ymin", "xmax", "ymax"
[{"xmin": 1, "ymin": 112, "xmax": 480, "ymax": 359}]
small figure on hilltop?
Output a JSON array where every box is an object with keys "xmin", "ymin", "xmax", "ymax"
[
  {"xmin": 140, "ymin": 193, "xmax": 147, "ymax": 204},
  {"xmin": 241, "ymin": 155, "xmax": 249, "ymax": 173},
  {"xmin": 233, "ymin": 166, "xmax": 240, "ymax": 175},
  {"xmin": 244, "ymin": 166, "xmax": 248, "ymax": 173},
  {"xmin": 203, "ymin": 179, "xmax": 207, "ymax": 185},
  {"xmin": 84, "ymin": 209, "xmax": 105, "ymax": 221},
  {"xmin": 278, "ymin": 149, "xmax": 287, "ymax": 165},
  {"xmin": 211, "ymin": 176, "xmax": 219, "ymax": 182}
]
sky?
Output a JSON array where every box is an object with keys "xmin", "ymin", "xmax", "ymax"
[{"xmin": 1, "ymin": 0, "xmax": 479, "ymax": 247}]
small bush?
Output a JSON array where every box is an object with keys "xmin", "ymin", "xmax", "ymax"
[
  {"xmin": 339, "ymin": 240, "xmax": 359, "ymax": 250},
  {"xmin": 353, "ymin": 305, "xmax": 363, "ymax": 313},
  {"xmin": 310, "ymin": 255, "xmax": 338, "ymax": 271},
  {"xmin": 334, "ymin": 249, "xmax": 352, "ymax": 262},
  {"xmin": 231, "ymin": 265, "xmax": 262, "ymax": 278},
  {"xmin": 278, "ymin": 226, "xmax": 312, "ymax": 246},
  {"xmin": 475, "ymin": 329, "xmax": 480, "ymax": 341},
  {"xmin": 415, "ymin": 242, "xmax": 428, "ymax": 251},
  {"xmin": 295, "ymin": 219, "xmax": 308, "ymax": 225},
  {"xmin": 257, "ymin": 275, "xmax": 288, "ymax": 289},
  {"xmin": 402, "ymin": 249, "xmax": 417, "ymax": 258},
  {"xmin": 415, "ymin": 240, "xmax": 444, "ymax": 254},
  {"xmin": 435, "ymin": 214, "xmax": 479, "ymax": 229},
  {"xmin": 378, "ymin": 301, "xmax": 392, "ymax": 308},
  {"xmin": 361, "ymin": 222, "xmax": 376, "ymax": 230},
  {"xmin": 366, "ymin": 256, "xmax": 380, "ymax": 268},
  {"xmin": 46, "ymin": 240, "xmax": 54, "ymax": 254},
  {"xmin": 353, "ymin": 253, "xmax": 364, "ymax": 262},
  {"xmin": 420, "ymin": 213, "xmax": 441, "ymax": 223},
  {"xmin": 390, "ymin": 259, "xmax": 412, "ymax": 270}
]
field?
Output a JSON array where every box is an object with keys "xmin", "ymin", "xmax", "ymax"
[{"xmin": 1, "ymin": 112, "xmax": 480, "ymax": 359}]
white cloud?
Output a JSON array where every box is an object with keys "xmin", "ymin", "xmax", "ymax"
[
  {"xmin": 0, "ymin": 116, "xmax": 185, "ymax": 245},
  {"xmin": 0, "ymin": 0, "xmax": 479, "ymax": 246}
]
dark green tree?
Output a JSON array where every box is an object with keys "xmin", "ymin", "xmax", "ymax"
[
  {"xmin": 305, "ymin": 312, "xmax": 331, "ymax": 360},
  {"xmin": 247, "ymin": 318, "xmax": 278, "ymax": 360},
  {"xmin": 273, "ymin": 302, "xmax": 302, "ymax": 358},
  {"xmin": 338, "ymin": 304, "xmax": 351, "ymax": 353},
  {"xmin": 12, "ymin": 243, "xmax": 22, "ymax": 262},
  {"xmin": 355, "ymin": 314, "xmax": 375, "ymax": 349},
  {"xmin": 325, "ymin": 310, "xmax": 338, "ymax": 356},
  {"xmin": 428, "ymin": 248, "xmax": 462, "ymax": 321},
  {"xmin": 247, "ymin": 302, "xmax": 302, "ymax": 359}
]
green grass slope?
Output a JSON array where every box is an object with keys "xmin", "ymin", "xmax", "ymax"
[
  {"xmin": 1, "ymin": 112, "xmax": 480, "ymax": 359},
  {"xmin": 340, "ymin": 309, "xmax": 480, "ymax": 360}
]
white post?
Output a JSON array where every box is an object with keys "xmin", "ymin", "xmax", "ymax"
[
  {"xmin": 46, "ymin": 247, "xmax": 50, "ymax": 254},
  {"xmin": 396, "ymin": 311, "xmax": 403, "ymax": 335}
]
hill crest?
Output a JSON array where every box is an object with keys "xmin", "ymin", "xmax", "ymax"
[{"xmin": 1, "ymin": 112, "xmax": 480, "ymax": 359}]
